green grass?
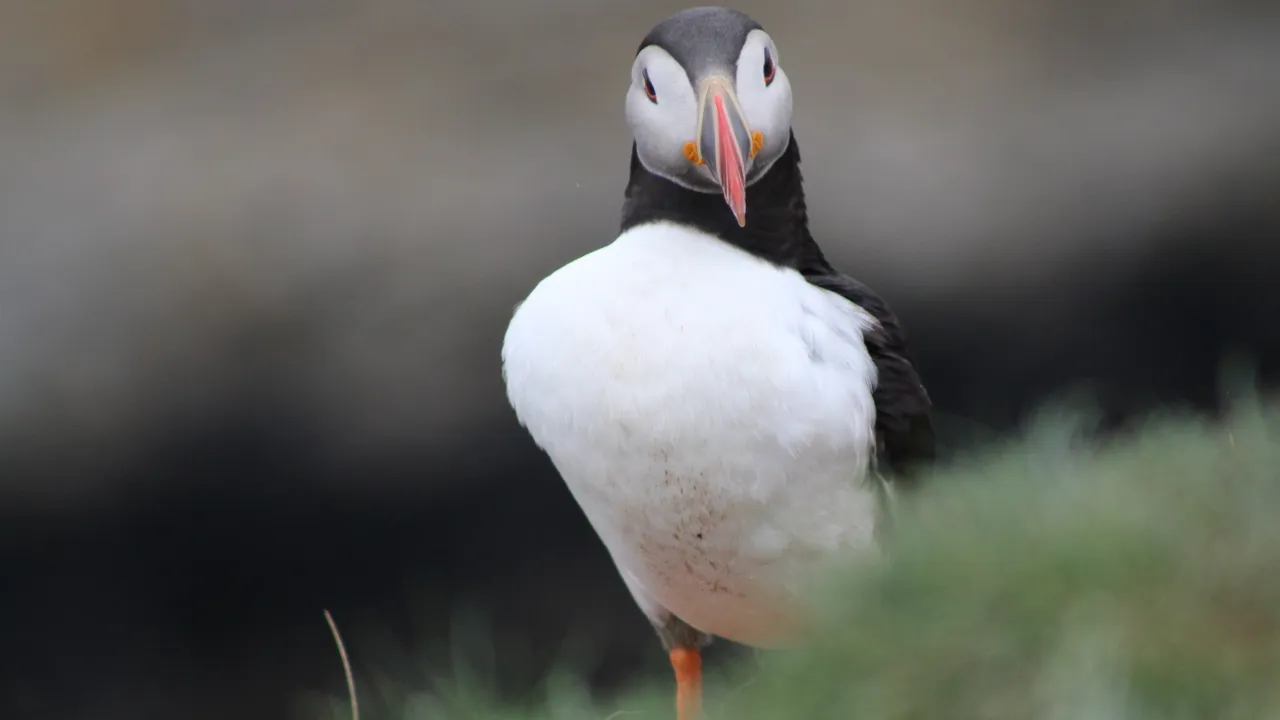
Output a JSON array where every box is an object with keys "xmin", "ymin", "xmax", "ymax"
[{"xmin": 310, "ymin": 394, "xmax": 1280, "ymax": 719}]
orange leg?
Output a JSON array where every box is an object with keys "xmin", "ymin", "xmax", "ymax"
[{"xmin": 669, "ymin": 647, "xmax": 703, "ymax": 720}]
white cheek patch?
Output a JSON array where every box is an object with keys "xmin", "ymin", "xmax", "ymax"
[
  {"xmin": 735, "ymin": 30, "xmax": 793, "ymax": 174},
  {"xmin": 625, "ymin": 46, "xmax": 702, "ymax": 186}
]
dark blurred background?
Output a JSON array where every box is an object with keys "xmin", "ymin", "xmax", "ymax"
[{"xmin": 1, "ymin": 1, "xmax": 1278, "ymax": 718}]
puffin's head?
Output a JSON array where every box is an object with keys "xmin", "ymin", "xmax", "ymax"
[{"xmin": 626, "ymin": 7, "xmax": 794, "ymax": 227}]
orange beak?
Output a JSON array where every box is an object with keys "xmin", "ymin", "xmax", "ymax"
[{"xmin": 691, "ymin": 76, "xmax": 757, "ymax": 227}]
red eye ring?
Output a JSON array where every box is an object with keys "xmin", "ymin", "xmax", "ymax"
[
  {"xmin": 642, "ymin": 68, "xmax": 658, "ymax": 103},
  {"xmin": 763, "ymin": 47, "xmax": 776, "ymax": 86}
]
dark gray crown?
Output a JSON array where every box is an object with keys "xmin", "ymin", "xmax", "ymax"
[{"xmin": 637, "ymin": 7, "xmax": 763, "ymax": 81}]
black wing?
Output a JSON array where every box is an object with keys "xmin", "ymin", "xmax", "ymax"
[{"xmin": 804, "ymin": 271, "xmax": 936, "ymax": 483}]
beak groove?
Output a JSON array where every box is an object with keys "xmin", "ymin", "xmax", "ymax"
[{"xmin": 694, "ymin": 76, "xmax": 754, "ymax": 227}]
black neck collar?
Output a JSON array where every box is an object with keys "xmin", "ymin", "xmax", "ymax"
[{"xmin": 619, "ymin": 131, "xmax": 833, "ymax": 275}]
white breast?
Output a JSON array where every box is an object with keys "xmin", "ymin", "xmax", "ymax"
[{"xmin": 501, "ymin": 221, "xmax": 881, "ymax": 647}]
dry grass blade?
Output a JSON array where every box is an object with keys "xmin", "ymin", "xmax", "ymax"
[{"xmin": 324, "ymin": 609, "xmax": 359, "ymax": 720}]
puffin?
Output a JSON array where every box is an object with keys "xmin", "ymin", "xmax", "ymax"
[{"xmin": 501, "ymin": 7, "xmax": 934, "ymax": 719}]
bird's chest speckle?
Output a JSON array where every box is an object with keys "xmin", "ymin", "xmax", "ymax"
[{"xmin": 610, "ymin": 466, "xmax": 741, "ymax": 596}]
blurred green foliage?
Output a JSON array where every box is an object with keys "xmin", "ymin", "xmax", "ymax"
[{"xmin": 309, "ymin": 395, "xmax": 1280, "ymax": 719}]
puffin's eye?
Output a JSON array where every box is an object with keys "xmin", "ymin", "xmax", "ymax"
[
  {"xmin": 763, "ymin": 47, "xmax": 776, "ymax": 86},
  {"xmin": 642, "ymin": 69, "xmax": 658, "ymax": 103}
]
